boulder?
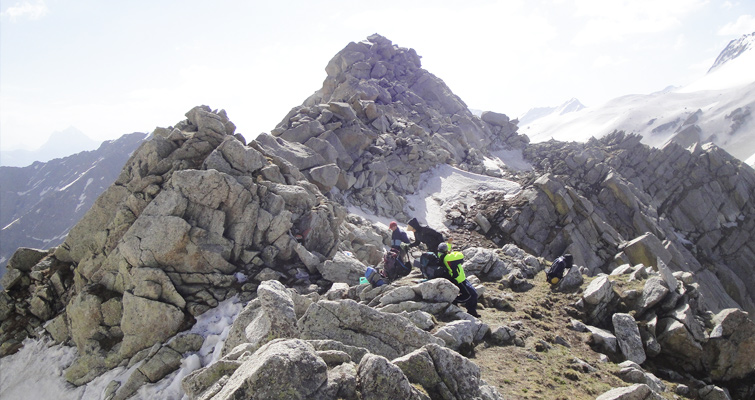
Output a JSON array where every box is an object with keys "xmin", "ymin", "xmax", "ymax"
[
  {"xmin": 220, "ymin": 281, "xmax": 299, "ymax": 356},
  {"xmin": 584, "ymin": 275, "xmax": 614, "ymax": 305},
  {"xmin": 379, "ymin": 286, "xmax": 418, "ymax": 306},
  {"xmin": 489, "ymin": 325, "xmax": 517, "ymax": 346},
  {"xmin": 309, "ymin": 163, "xmax": 341, "ymax": 191},
  {"xmin": 480, "ymin": 111, "xmax": 510, "ymax": 126},
  {"xmin": 616, "ymin": 361, "xmax": 665, "ymax": 393},
  {"xmin": 393, "ymin": 343, "xmax": 487, "ymax": 400},
  {"xmin": 414, "ymin": 278, "xmax": 459, "ymax": 303},
  {"xmin": 637, "ymin": 277, "xmax": 670, "ymax": 313},
  {"xmin": 656, "ymin": 318, "xmax": 703, "ymax": 368},
  {"xmin": 703, "ymin": 308, "xmax": 755, "ymax": 381},
  {"xmin": 596, "ymin": 383, "xmax": 664, "ymax": 400},
  {"xmin": 318, "ymin": 251, "xmax": 367, "ymax": 285},
  {"xmin": 202, "ymin": 136, "xmax": 266, "ymax": 175},
  {"xmin": 434, "ymin": 320, "xmax": 483, "ymax": 351},
  {"xmin": 461, "ymin": 247, "xmax": 509, "ymax": 280},
  {"xmin": 357, "ymin": 353, "xmax": 428, "ymax": 400},
  {"xmin": 586, "ymin": 325, "xmax": 618, "ymax": 354},
  {"xmin": 6, "ymin": 248, "xmax": 48, "ymax": 272},
  {"xmin": 209, "ymin": 339, "xmax": 328, "ymax": 400},
  {"xmin": 698, "ymin": 385, "xmax": 732, "ymax": 400},
  {"xmin": 298, "ymin": 299, "xmax": 444, "ymax": 360},
  {"xmin": 612, "ymin": 313, "xmax": 646, "ymax": 364},
  {"xmin": 557, "ymin": 263, "xmax": 584, "ymax": 292}
]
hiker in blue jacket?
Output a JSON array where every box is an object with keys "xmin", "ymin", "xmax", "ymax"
[
  {"xmin": 389, "ymin": 221, "xmax": 410, "ymax": 249},
  {"xmin": 390, "ymin": 220, "xmax": 411, "ymax": 266}
]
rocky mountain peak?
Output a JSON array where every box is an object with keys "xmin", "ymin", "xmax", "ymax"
[
  {"xmin": 708, "ymin": 31, "xmax": 755, "ymax": 73},
  {"xmin": 1, "ymin": 35, "xmax": 754, "ymax": 400}
]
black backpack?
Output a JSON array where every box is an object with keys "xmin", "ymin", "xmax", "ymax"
[
  {"xmin": 419, "ymin": 252, "xmax": 449, "ymax": 280},
  {"xmin": 383, "ymin": 247, "xmax": 411, "ymax": 280},
  {"xmin": 546, "ymin": 254, "xmax": 572, "ymax": 284}
]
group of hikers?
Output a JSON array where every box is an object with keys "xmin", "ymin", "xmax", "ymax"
[
  {"xmin": 368, "ymin": 217, "xmax": 576, "ymax": 320},
  {"xmin": 375, "ymin": 217, "xmax": 480, "ymax": 318}
]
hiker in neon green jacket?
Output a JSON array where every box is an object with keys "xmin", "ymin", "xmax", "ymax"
[{"xmin": 437, "ymin": 243, "xmax": 480, "ymax": 318}]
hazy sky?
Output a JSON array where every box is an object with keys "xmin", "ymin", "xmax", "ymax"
[{"xmin": 1, "ymin": 0, "xmax": 754, "ymax": 151}]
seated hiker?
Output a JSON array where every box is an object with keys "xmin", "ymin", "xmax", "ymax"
[
  {"xmin": 406, "ymin": 217, "xmax": 445, "ymax": 253},
  {"xmin": 437, "ymin": 243, "xmax": 480, "ymax": 318},
  {"xmin": 546, "ymin": 253, "xmax": 574, "ymax": 285}
]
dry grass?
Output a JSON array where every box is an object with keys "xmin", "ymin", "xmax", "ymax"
[{"xmin": 471, "ymin": 271, "xmax": 677, "ymax": 399}]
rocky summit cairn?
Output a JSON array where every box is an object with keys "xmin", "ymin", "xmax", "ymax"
[{"xmin": 1, "ymin": 34, "xmax": 755, "ymax": 399}]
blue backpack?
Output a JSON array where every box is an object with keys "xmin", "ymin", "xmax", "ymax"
[{"xmin": 365, "ymin": 267, "xmax": 385, "ymax": 287}]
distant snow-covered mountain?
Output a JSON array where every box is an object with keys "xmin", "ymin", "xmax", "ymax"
[
  {"xmin": 518, "ymin": 98, "xmax": 586, "ymax": 126},
  {"xmin": 520, "ymin": 32, "xmax": 755, "ymax": 165},
  {"xmin": 709, "ymin": 31, "xmax": 755, "ymax": 73},
  {"xmin": 0, "ymin": 127, "xmax": 101, "ymax": 167}
]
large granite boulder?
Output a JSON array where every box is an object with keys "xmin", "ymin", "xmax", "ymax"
[
  {"xmin": 208, "ymin": 339, "xmax": 328, "ymax": 400},
  {"xmin": 298, "ymin": 299, "xmax": 444, "ymax": 360}
]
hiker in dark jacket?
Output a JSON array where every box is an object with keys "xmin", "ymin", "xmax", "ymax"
[
  {"xmin": 389, "ymin": 221, "xmax": 410, "ymax": 249},
  {"xmin": 390, "ymin": 220, "xmax": 411, "ymax": 265},
  {"xmin": 406, "ymin": 217, "xmax": 445, "ymax": 253},
  {"xmin": 437, "ymin": 242, "xmax": 480, "ymax": 318}
]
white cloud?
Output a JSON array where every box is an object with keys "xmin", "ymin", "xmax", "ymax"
[
  {"xmin": 571, "ymin": 0, "xmax": 708, "ymax": 45},
  {"xmin": 717, "ymin": 14, "xmax": 755, "ymax": 35},
  {"xmin": 1, "ymin": 0, "xmax": 48, "ymax": 21}
]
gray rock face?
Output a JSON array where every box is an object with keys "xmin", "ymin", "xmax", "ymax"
[
  {"xmin": 298, "ymin": 299, "xmax": 444, "ymax": 360},
  {"xmin": 120, "ymin": 291, "xmax": 184, "ymax": 359},
  {"xmin": 0, "ymin": 105, "xmax": 347, "ymax": 382}
]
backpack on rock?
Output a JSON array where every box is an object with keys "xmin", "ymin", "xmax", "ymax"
[{"xmin": 546, "ymin": 254, "xmax": 573, "ymax": 285}]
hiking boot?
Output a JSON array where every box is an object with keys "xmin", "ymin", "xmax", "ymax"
[{"xmin": 469, "ymin": 311, "xmax": 481, "ymax": 318}]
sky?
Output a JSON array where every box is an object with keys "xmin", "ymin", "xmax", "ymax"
[{"xmin": 1, "ymin": 0, "xmax": 755, "ymax": 152}]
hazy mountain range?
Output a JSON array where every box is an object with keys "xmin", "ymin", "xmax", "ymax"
[{"xmin": 0, "ymin": 127, "xmax": 101, "ymax": 168}]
